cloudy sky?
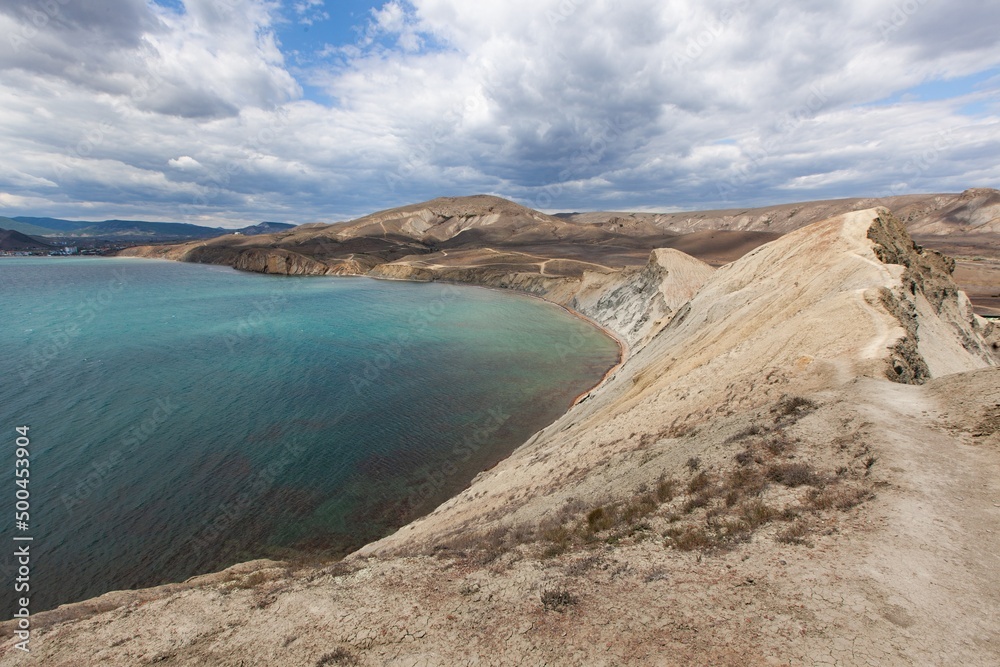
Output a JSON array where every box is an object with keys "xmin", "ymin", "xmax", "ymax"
[{"xmin": 0, "ymin": 0, "xmax": 998, "ymax": 227}]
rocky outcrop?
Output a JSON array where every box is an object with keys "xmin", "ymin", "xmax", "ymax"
[
  {"xmin": 11, "ymin": 206, "xmax": 1000, "ymax": 667},
  {"xmin": 571, "ymin": 249, "xmax": 714, "ymax": 349},
  {"xmin": 867, "ymin": 209, "xmax": 999, "ymax": 380},
  {"xmin": 367, "ymin": 249, "xmax": 714, "ymax": 350},
  {"xmin": 229, "ymin": 248, "xmax": 331, "ymax": 276},
  {"xmin": 356, "ymin": 208, "xmax": 996, "ymax": 555}
]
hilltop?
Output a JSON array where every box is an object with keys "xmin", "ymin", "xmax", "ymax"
[
  {"xmin": 121, "ymin": 190, "xmax": 1000, "ymax": 315},
  {"xmin": 8, "ymin": 200, "xmax": 1000, "ymax": 665},
  {"xmin": 121, "ymin": 193, "xmax": 754, "ymax": 277},
  {"xmin": 0, "ymin": 228, "xmax": 52, "ymax": 252}
]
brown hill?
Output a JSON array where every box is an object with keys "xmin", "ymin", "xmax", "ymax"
[
  {"xmin": 557, "ymin": 189, "xmax": 1000, "ymax": 237},
  {"xmin": 20, "ymin": 208, "xmax": 1000, "ymax": 666},
  {"xmin": 119, "ymin": 194, "xmax": 764, "ymax": 278},
  {"xmin": 0, "ymin": 228, "xmax": 51, "ymax": 251},
  {"xmin": 120, "ymin": 192, "xmax": 1000, "ymax": 315}
]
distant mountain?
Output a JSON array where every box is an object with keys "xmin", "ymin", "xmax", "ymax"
[
  {"xmin": 7, "ymin": 216, "xmax": 297, "ymax": 241},
  {"xmin": 1, "ymin": 217, "xmax": 58, "ymax": 236},
  {"xmin": 74, "ymin": 220, "xmax": 235, "ymax": 240},
  {"xmin": 233, "ymin": 222, "xmax": 297, "ymax": 236},
  {"xmin": 0, "ymin": 228, "xmax": 53, "ymax": 251},
  {"xmin": 12, "ymin": 216, "xmax": 89, "ymax": 232}
]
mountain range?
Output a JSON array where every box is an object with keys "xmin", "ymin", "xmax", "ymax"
[{"xmin": 0, "ymin": 216, "xmax": 296, "ymax": 241}]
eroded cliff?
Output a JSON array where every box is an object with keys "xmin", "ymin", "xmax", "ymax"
[{"xmin": 10, "ymin": 208, "xmax": 1000, "ymax": 667}]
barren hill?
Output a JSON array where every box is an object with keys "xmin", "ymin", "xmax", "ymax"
[
  {"xmin": 558, "ymin": 188, "xmax": 1000, "ymax": 237},
  {"xmin": 0, "ymin": 228, "xmax": 51, "ymax": 251},
  {"xmin": 119, "ymin": 194, "xmax": 773, "ymax": 279},
  {"xmin": 120, "ymin": 192, "xmax": 1000, "ymax": 315},
  {"xmin": 562, "ymin": 189, "xmax": 1000, "ymax": 317},
  {"xmin": 11, "ymin": 207, "xmax": 1000, "ymax": 666}
]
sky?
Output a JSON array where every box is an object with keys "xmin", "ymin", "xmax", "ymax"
[{"xmin": 0, "ymin": 0, "xmax": 998, "ymax": 227}]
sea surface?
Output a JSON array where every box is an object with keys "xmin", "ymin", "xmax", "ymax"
[{"xmin": 0, "ymin": 257, "xmax": 618, "ymax": 613}]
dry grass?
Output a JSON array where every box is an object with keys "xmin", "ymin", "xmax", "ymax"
[
  {"xmin": 424, "ymin": 396, "xmax": 875, "ymax": 563},
  {"xmin": 766, "ymin": 462, "xmax": 824, "ymax": 487},
  {"xmin": 664, "ymin": 526, "xmax": 716, "ymax": 551},
  {"xmin": 739, "ymin": 499, "xmax": 777, "ymax": 529},
  {"xmin": 808, "ymin": 485, "xmax": 873, "ymax": 511},
  {"xmin": 776, "ymin": 521, "xmax": 811, "ymax": 545},
  {"xmin": 540, "ymin": 588, "xmax": 578, "ymax": 612},
  {"xmin": 621, "ymin": 495, "xmax": 658, "ymax": 524},
  {"xmin": 687, "ymin": 470, "xmax": 712, "ymax": 494},
  {"xmin": 773, "ymin": 396, "xmax": 819, "ymax": 422},
  {"xmin": 726, "ymin": 423, "xmax": 764, "ymax": 443},
  {"xmin": 316, "ymin": 647, "xmax": 358, "ymax": 666},
  {"xmin": 655, "ymin": 476, "xmax": 678, "ymax": 503},
  {"xmin": 228, "ymin": 570, "xmax": 272, "ymax": 591}
]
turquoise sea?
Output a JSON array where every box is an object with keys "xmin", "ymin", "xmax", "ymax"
[{"xmin": 0, "ymin": 257, "xmax": 618, "ymax": 613}]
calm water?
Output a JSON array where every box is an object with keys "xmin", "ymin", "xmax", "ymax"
[{"xmin": 0, "ymin": 257, "xmax": 618, "ymax": 613}]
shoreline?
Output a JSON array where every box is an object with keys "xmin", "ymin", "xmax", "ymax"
[
  {"xmin": 9, "ymin": 256, "xmax": 628, "ymax": 626},
  {"xmin": 342, "ymin": 271, "xmax": 630, "ymax": 405}
]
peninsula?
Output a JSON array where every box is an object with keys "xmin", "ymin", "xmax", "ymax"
[{"xmin": 5, "ymin": 191, "xmax": 1000, "ymax": 666}]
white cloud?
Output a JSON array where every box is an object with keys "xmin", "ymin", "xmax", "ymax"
[
  {"xmin": 168, "ymin": 156, "xmax": 202, "ymax": 170},
  {"xmin": 294, "ymin": 0, "xmax": 329, "ymax": 26},
  {"xmin": 0, "ymin": 0, "xmax": 998, "ymax": 226}
]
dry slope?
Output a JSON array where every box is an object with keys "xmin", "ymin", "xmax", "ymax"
[{"xmin": 5, "ymin": 209, "xmax": 999, "ymax": 666}]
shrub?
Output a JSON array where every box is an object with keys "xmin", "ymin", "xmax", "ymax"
[
  {"xmin": 316, "ymin": 647, "xmax": 358, "ymax": 666},
  {"xmin": 766, "ymin": 462, "xmax": 822, "ymax": 488},
  {"xmin": 808, "ymin": 485, "xmax": 872, "ymax": 511},
  {"xmin": 665, "ymin": 527, "xmax": 716, "ymax": 551},
  {"xmin": 727, "ymin": 467, "xmax": 766, "ymax": 493},
  {"xmin": 586, "ymin": 507, "xmax": 614, "ymax": 532},
  {"xmin": 687, "ymin": 470, "xmax": 712, "ymax": 494},
  {"xmin": 232, "ymin": 570, "xmax": 270, "ymax": 590},
  {"xmin": 773, "ymin": 396, "xmax": 818, "ymax": 422},
  {"xmin": 776, "ymin": 521, "xmax": 810, "ymax": 545},
  {"xmin": 686, "ymin": 457, "xmax": 702, "ymax": 472},
  {"xmin": 564, "ymin": 555, "xmax": 604, "ymax": 576},
  {"xmin": 622, "ymin": 495, "xmax": 658, "ymax": 524},
  {"xmin": 740, "ymin": 499, "xmax": 776, "ymax": 529},
  {"xmin": 718, "ymin": 518, "xmax": 751, "ymax": 541},
  {"xmin": 682, "ymin": 491, "xmax": 711, "ymax": 514},
  {"xmin": 541, "ymin": 525, "xmax": 572, "ymax": 557},
  {"xmin": 764, "ymin": 432, "xmax": 794, "ymax": 455},
  {"xmin": 655, "ymin": 476, "xmax": 678, "ymax": 503},
  {"xmin": 541, "ymin": 588, "xmax": 578, "ymax": 612},
  {"xmin": 726, "ymin": 424, "xmax": 764, "ymax": 444}
]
